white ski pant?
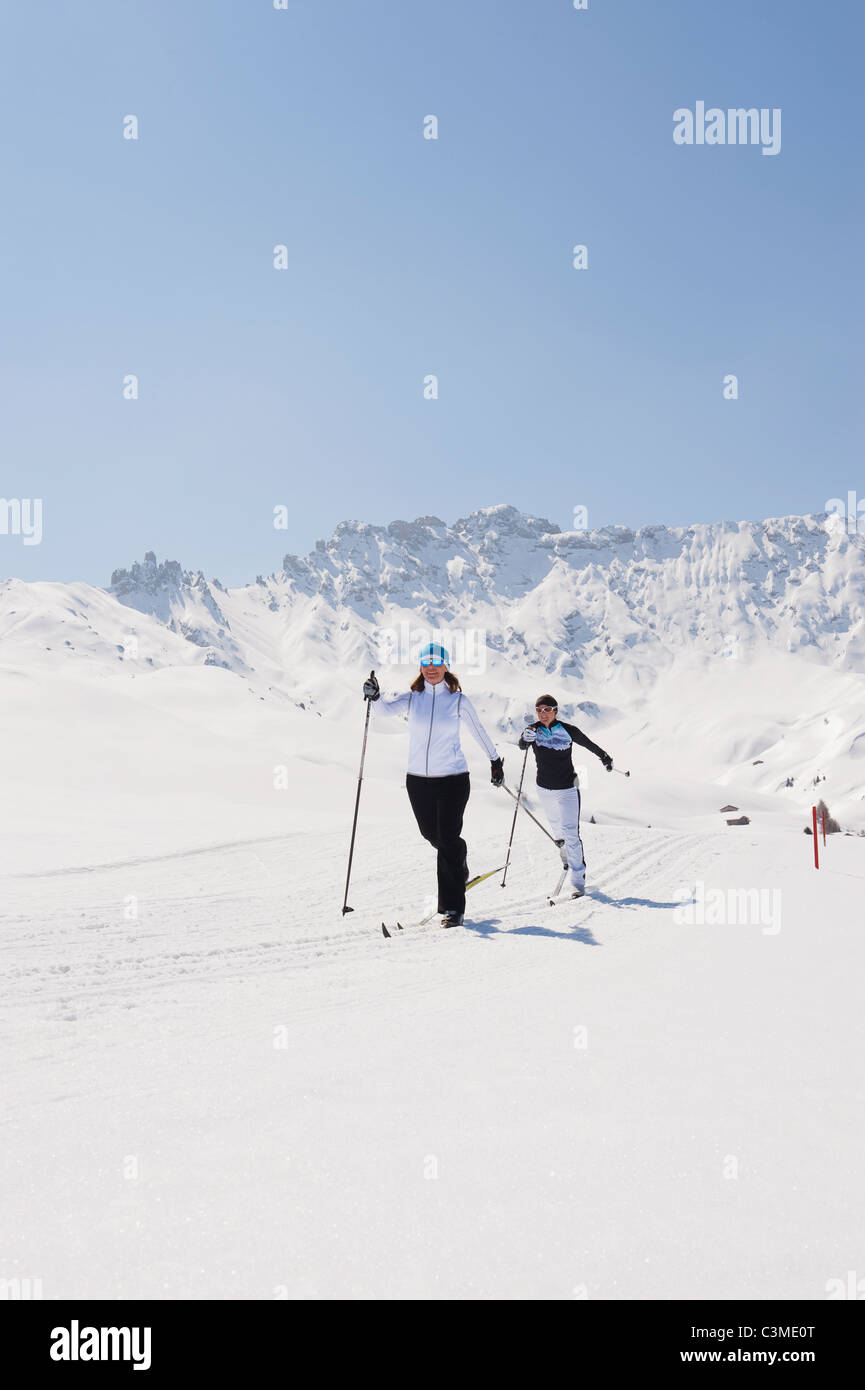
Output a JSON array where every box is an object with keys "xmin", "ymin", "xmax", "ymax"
[{"xmin": 536, "ymin": 782, "xmax": 585, "ymax": 887}]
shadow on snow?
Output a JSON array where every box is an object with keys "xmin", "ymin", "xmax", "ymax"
[
  {"xmin": 586, "ymin": 889, "xmax": 688, "ymax": 911},
  {"xmin": 464, "ymin": 887, "xmax": 685, "ymax": 944},
  {"xmin": 466, "ymin": 918, "xmax": 600, "ymax": 946}
]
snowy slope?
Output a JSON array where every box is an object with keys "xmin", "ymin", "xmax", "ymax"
[
  {"xmin": 4, "ymin": 505, "xmax": 863, "ymax": 830},
  {"xmin": 2, "ymin": 505, "xmax": 864, "ymax": 1300},
  {"xmin": 3, "ymin": 759, "xmax": 863, "ymax": 1299}
]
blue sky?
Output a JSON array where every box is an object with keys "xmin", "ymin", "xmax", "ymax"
[{"xmin": 1, "ymin": 0, "xmax": 862, "ymax": 585}]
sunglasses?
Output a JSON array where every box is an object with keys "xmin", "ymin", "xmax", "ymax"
[
  {"xmin": 535, "ymin": 704, "xmax": 556, "ymax": 712},
  {"xmin": 420, "ymin": 657, "xmax": 446, "ymax": 667}
]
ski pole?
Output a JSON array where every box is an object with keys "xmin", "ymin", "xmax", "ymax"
[
  {"xmin": 500, "ymin": 746, "xmax": 529, "ymax": 887},
  {"xmin": 341, "ymin": 671, "xmax": 375, "ymax": 915},
  {"xmin": 612, "ymin": 767, "xmax": 630, "ymax": 777},
  {"xmin": 500, "ymin": 782, "xmax": 564, "ymax": 848}
]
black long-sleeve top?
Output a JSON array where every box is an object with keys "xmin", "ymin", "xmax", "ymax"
[{"xmin": 518, "ymin": 720, "xmax": 611, "ymax": 791}]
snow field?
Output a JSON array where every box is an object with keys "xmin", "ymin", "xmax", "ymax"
[{"xmin": 3, "ymin": 674, "xmax": 862, "ymax": 1297}]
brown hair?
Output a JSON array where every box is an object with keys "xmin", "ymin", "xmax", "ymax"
[{"xmin": 411, "ymin": 670, "xmax": 461, "ymax": 693}]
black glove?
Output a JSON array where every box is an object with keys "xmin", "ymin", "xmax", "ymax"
[
  {"xmin": 362, "ymin": 671, "xmax": 380, "ymax": 702},
  {"xmin": 601, "ymin": 753, "xmax": 613, "ymax": 772},
  {"xmin": 490, "ymin": 756, "xmax": 504, "ymax": 786}
]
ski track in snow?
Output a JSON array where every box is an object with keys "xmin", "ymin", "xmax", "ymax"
[
  {"xmin": 4, "ymin": 811, "xmax": 864, "ymax": 1300},
  {"xmin": 7, "ymin": 832, "xmax": 302, "ymax": 879},
  {"xmin": 1, "ymin": 826, "xmax": 717, "ymax": 1032}
]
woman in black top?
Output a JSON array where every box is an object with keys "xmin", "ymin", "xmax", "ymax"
[{"xmin": 519, "ymin": 694, "xmax": 613, "ymax": 896}]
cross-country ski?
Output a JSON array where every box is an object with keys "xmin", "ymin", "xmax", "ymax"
[{"xmin": 381, "ymin": 865, "xmax": 504, "ymax": 937}]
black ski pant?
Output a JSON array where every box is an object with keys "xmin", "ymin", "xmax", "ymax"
[{"xmin": 405, "ymin": 772, "xmax": 471, "ymax": 915}]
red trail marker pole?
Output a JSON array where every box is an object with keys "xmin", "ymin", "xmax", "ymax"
[
  {"xmin": 812, "ymin": 805, "xmax": 819, "ymax": 868},
  {"xmin": 822, "ymin": 809, "xmax": 827, "ymax": 846}
]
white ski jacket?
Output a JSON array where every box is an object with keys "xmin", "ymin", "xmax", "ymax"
[{"xmin": 375, "ymin": 680, "xmax": 499, "ymax": 777}]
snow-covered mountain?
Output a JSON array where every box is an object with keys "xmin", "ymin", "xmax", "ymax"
[
  {"xmin": 2, "ymin": 505, "xmax": 864, "ymax": 827},
  {"xmin": 100, "ymin": 506, "xmax": 865, "ymax": 682},
  {"xmin": 278, "ymin": 504, "xmax": 865, "ymax": 668}
]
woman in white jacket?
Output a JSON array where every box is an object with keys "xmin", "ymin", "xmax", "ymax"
[{"xmin": 363, "ymin": 643, "xmax": 504, "ymax": 927}]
